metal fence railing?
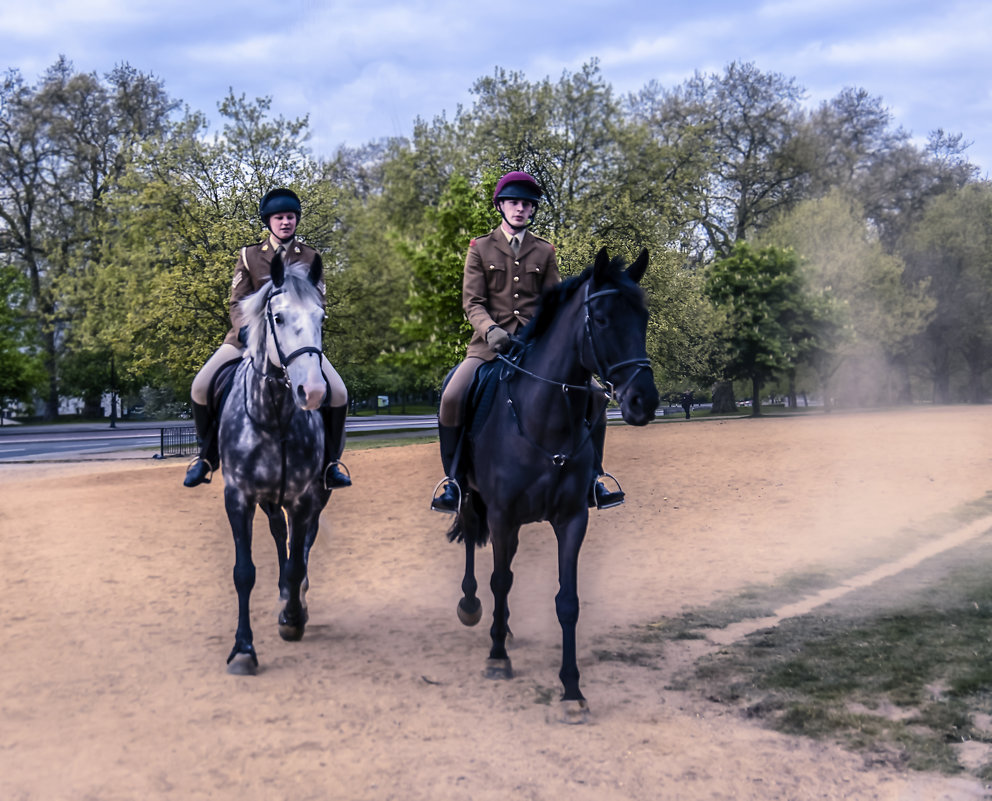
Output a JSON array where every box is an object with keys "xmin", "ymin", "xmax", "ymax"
[{"xmin": 160, "ymin": 425, "xmax": 198, "ymax": 458}]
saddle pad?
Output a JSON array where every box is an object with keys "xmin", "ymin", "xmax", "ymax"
[
  {"xmin": 467, "ymin": 360, "xmax": 503, "ymax": 438},
  {"xmin": 208, "ymin": 358, "xmax": 242, "ymax": 416}
]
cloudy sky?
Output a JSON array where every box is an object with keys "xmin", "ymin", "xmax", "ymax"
[{"xmin": 3, "ymin": 0, "xmax": 991, "ymax": 175}]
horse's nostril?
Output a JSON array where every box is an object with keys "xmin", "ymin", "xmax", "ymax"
[{"xmin": 296, "ymin": 385, "xmax": 306, "ymax": 402}]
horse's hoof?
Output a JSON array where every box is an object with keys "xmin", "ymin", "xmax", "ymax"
[
  {"xmin": 227, "ymin": 653, "xmax": 258, "ymax": 676},
  {"xmin": 278, "ymin": 621, "xmax": 305, "ymax": 641},
  {"xmin": 457, "ymin": 597, "xmax": 482, "ymax": 627},
  {"xmin": 559, "ymin": 699, "xmax": 589, "ymax": 724},
  {"xmin": 483, "ymin": 657, "xmax": 513, "ymax": 680}
]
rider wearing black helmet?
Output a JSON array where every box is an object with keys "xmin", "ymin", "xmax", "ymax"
[
  {"xmin": 183, "ymin": 187, "xmax": 352, "ymax": 491},
  {"xmin": 430, "ymin": 171, "xmax": 623, "ymax": 513}
]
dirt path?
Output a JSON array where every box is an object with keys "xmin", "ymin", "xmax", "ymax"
[{"xmin": 2, "ymin": 406, "xmax": 992, "ymax": 800}]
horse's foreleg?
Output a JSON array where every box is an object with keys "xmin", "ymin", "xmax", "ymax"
[
  {"xmin": 261, "ymin": 502, "xmax": 289, "ymax": 601},
  {"xmin": 278, "ymin": 503, "xmax": 315, "ymax": 641},
  {"xmin": 457, "ymin": 538, "xmax": 482, "ymax": 626},
  {"xmin": 225, "ymin": 490, "xmax": 258, "ymax": 674},
  {"xmin": 485, "ymin": 525, "xmax": 519, "ymax": 679},
  {"xmin": 553, "ymin": 512, "xmax": 590, "ymax": 721}
]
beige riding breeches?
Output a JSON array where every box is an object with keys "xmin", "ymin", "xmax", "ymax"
[{"xmin": 191, "ymin": 343, "xmax": 348, "ymax": 408}]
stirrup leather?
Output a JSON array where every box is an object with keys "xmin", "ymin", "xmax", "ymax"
[
  {"xmin": 592, "ymin": 471, "xmax": 625, "ymax": 510},
  {"xmin": 430, "ymin": 476, "xmax": 462, "ymax": 514},
  {"xmin": 323, "ymin": 460, "xmax": 351, "ymax": 490}
]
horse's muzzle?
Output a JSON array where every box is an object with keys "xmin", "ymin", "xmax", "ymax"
[{"xmin": 619, "ymin": 369, "xmax": 659, "ymax": 426}]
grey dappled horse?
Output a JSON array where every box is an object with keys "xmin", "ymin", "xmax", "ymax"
[
  {"xmin": 447, "ymin": 247, "xmax": 659, "ymax": 721},
  {"xmin": 219, "ymin": 253, "xmax": 332, "ymax": 675}
]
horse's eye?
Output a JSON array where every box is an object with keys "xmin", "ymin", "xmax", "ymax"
[
  {"xmin": 273, "ymin": 313, "xmax": 284, "ymax": 325},
  {"xmin": 594, "ymin": 314, "xmax": 608, "ymax": 327}
]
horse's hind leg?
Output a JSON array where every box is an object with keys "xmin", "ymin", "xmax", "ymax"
[
  {"xmin": 261, "ymin": 502, "xmax": 289, "ymax": 601},
  {"xmin": 225, "ymin": 489, "xmax": 258, "ymax": 675},
  {"xmin": 484, "ymin": 524, "xmax": 519, "ymax": 680}
]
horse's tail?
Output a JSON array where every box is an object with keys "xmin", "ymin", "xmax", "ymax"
[{"xmin": 445, "ymin": 490, "xmax": 489, "ymax": 548}]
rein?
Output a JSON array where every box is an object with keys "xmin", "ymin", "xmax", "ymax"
[{"xmin": 494, "ymin": 280, "xmax": 646, "ymax": 469}]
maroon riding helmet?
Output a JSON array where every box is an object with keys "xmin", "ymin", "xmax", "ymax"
[{"xmin": 493, "ymin": 171, "xmax": 543, "ymax": 226}]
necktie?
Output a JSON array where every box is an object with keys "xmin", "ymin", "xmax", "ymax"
[{"xmin": 510, "ymin": 236, "xmax": 520, "ymax": 255}]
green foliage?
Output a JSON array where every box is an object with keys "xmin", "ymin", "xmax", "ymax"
[
  {"xmin": 387, "ymin": 173, "xmax": 496, "ymax": 386},
  {"xmin": 704, "ymin": 242, "xmax": 824, "ymax": 411},
  {"xmin": 0, "ymin": 264, "xmax": 45, "ymax": 407}
]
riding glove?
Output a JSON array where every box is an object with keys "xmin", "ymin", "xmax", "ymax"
[{"xmin": 486, "ymin": 325, "xmax": 511, "ymax": 353}]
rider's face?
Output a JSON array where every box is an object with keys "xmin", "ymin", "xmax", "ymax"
[
  {"xmin": 499, "ymin": 199, "xmax": 535, "ymax": 230},
  {"xmin": 269, "ymin": 212, "xmax": 298, "ymax": 241}
]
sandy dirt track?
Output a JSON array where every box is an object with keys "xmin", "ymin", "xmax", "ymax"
[{"xmin": 2, "ymin": 406, "xmax": 992, "ymax": 800}]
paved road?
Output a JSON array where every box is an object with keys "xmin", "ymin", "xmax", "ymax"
[{"xmin": 0, "ymin": 415, "xmax": 441, "ymax": 462}]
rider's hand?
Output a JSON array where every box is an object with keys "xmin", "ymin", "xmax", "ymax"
[{"xmin": 486, "ymin": 325, "xmax": 511, "ymax": 354}]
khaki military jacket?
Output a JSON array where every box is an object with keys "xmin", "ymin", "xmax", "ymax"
[
  {"xmin": 224, "ymin": 236, "xmax": 324, "ymax": 347},
  {"xmin": 462, "ymin": 227, "xmax": 561, "ymax": 359}
]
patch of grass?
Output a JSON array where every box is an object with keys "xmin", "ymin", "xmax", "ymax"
[{"xmin": 687, "ymin": 534, "xmax": 992, "ymax": 776}]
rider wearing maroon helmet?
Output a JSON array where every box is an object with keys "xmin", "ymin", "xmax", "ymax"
[
  {"xmin": 430, "ymin": 171, "xmax": 624, "ymax": 513},
  {"xmin": 183, "ymin": 187, "xmax": 352, "ymax": 491}
]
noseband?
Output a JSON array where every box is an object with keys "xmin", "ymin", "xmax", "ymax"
[
  {"xmin": 262, "ymin": 287, "xmax": 324, "ymax": 381},
  {"xmin": 581, "ymin": 284, "xmax": 651, "ymax": 403}
]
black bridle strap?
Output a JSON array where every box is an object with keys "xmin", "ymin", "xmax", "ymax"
[
  {"xmin": 582, "ymin": 285, "xmax": 651, "ymax": 401},
  {"xmin": 265, "ymin": 290, "xmax": 325, "ymax": 378}
]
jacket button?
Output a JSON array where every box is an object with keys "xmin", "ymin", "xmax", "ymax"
[
  {"xmin": 513, "ymin": 276, "xmax": 519, "ymax": 282},
  {"xmin": 513, "ymin": 309, "xmax": 520, "ymax": 315},
  {"xmin": 513, "ymin": 293, "xmax": 519, "ymax": 299},
  {"xmin": 489, "ymin": 264, "xmax": 496, "ymax": 270}
]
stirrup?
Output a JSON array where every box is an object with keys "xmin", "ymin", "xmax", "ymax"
[
  {"xmin": 591, "ymin": 472, "xmax": 625, "ymax": 510},
  {"xmin": 430, "ymin": 476, "xmax": 462, "ymax": 514},
  {"xmin": 323, "ymin": 460, "xmax": 352, "ymax": 490},
  {"xmin": 184, "ymin": 456, "xmax": 214, "ymax": 486}
]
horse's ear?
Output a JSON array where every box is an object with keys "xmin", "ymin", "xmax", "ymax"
[
  {"xmin": 308, "ymin": 253, "xmax": 324, "ymax": 287},
  {"xmin": 271, "ymin": 251, "xmax": 286, "ymax": 288},
  {"xmin": 593, "ymin": 247, "xmax": 610, "ymax": 283},
  {"xmin": 626, "ymin": 249, "xmax": 649, "ymax": 284}
]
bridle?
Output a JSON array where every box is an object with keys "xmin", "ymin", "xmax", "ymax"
[
  {"xmin": 258, "ymin": 286, "xmax": 324, "ymax": 383},
  {"xmin": 496, "ymin": 278, "xmax": 651, "ymax": 468},
  {"xmin": 580, "ymin": 284, "xmax": 652, "ymax": 404}
]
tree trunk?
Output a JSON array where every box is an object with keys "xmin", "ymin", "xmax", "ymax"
[
  {"xmin": 711, "ymin": 381, "xmax": 737, "ymax": 414},
  {"xmin": 750, "ymin": 377, "xmax": 762, "ymax": 417}
]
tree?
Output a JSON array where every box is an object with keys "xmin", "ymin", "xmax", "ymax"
[
  {"xmin": 634, "ymin": 62, "xmax": 814, "ymax": 260},
  {"xmin": 0, "ymin": 263, "xmax": 44, "ymax": 412},
  {"xmin": 760, "ymin": 190, "xmax": 933, "ymax": 406},
  {"xmin": 0, "ymin": 58, "xmax": 176, "ymax": 417},
  {"xmin": 905, "ymin": 181, "xmax": 992, "ymax": 403},
  {"xmin": 704, "ymin": 242, "xmax": 821, "ymax": 415},
  {"xmin": 386, "ymin": 173, "xmax": 496, "ymax": 387}
]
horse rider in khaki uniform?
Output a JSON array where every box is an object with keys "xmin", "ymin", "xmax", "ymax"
[
  {"xmin": 431, "ymin": 171, "xmax": 624, "ymax": 513},
  {"xmin": 183, "ymin": 188, "xmax": 352, "ymax": 491}
]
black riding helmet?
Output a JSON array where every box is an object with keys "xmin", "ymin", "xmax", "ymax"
[
  {"xmin": 259, "ymin": 188, "xmax": 302, "ymax": 228},
  {"xmin": 493, "ymin": 171, "xmax": 542, "ymax": 226}
]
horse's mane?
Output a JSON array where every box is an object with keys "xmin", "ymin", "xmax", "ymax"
[
  {"xmin": 240, "ymin": 264, "xmax": 324, "ymax": 355},
  {"xmin": 519, "ymin": 254, "xmax": 646, "ymax": 343}
]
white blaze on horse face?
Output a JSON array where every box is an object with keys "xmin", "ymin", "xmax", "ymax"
[{"xmin": 266, "ymin": 291, "xmax": 327, "ymax": 411}]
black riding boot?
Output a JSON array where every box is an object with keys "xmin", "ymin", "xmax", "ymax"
[
  {"xmin": 590, "ymin": 412, "xmax": 624, "ymax": 509},
  {"xmin": 431, "ymin": 424, "xmax": 464, "ymax": 513},
  {"xmin": 321, "ymin": 405, "xmax": 352, "ymax": 489},
  {"xmin": 183, "ymin": 402, "xmax": 218, "ymax": 487}
]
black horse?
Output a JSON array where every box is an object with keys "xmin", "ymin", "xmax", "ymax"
[
  {"xmin": 447, "ymin": 247, "xmax": 659, "ymax": 721},
  {"xmin": 219, "ymin": 253, "xmax": 332, "ymax": 675}
]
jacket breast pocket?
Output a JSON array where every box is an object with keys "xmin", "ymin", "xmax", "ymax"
[
  {"xmin": 486, "ymin": 263, "xmax": 507, "ymax": 293},
  {"xmin": 520, "ymin": 263, "xmax": 544, "ymax": 293}
]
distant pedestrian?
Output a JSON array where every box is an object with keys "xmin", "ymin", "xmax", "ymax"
[{"xmin": 681, "ymin": 391, "xmax": 694, "ymax": 420}]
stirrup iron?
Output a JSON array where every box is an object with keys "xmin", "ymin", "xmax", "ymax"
[
  {"xmin": 430, "ymin": 476, "xmax": 462, "ymax": 514},
  {"xmin": 592, "ymin": 471, "xmax": 625, "ymax": 510},
  {"xmin": 323, "ymin": 460, "xmax": 351, "ymax": 490},
  {"xmin": 185, "ymin": 456, "xmax": 214, "ymax": 485}
]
